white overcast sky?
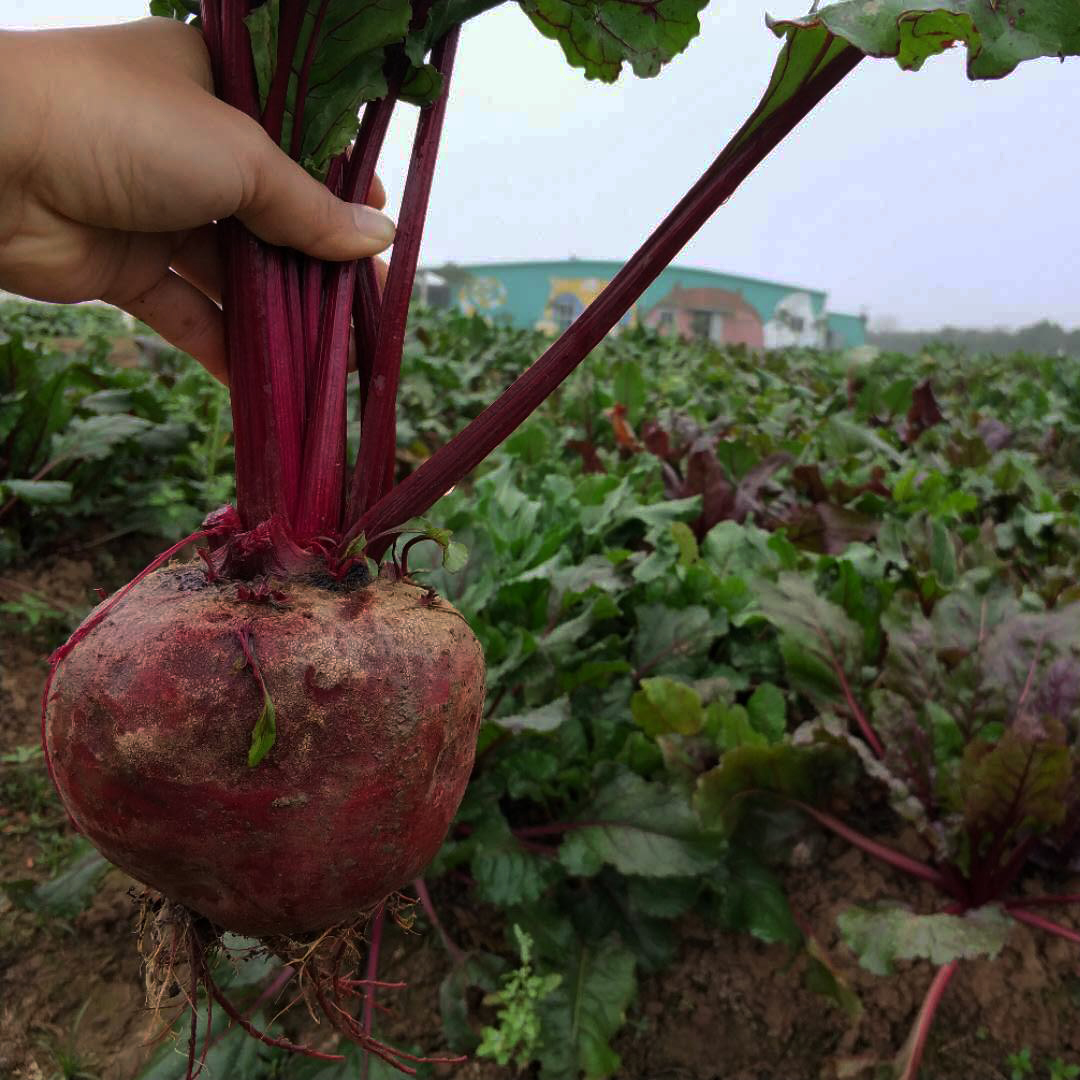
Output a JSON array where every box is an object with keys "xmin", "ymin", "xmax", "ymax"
[{"xmin": 2, "ymin": 0, "xmax": 1078, "ymax": 330}]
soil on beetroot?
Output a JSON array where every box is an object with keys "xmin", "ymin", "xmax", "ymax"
[{"xmin": 3, "ymin": 554, "xmax": 1080, "ymax": 1080}]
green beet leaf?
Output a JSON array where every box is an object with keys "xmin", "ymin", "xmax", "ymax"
[
  {"xmin": 442, "ymin": 538, "xmax": 469, "ymax": 572},
  {"xmin": 838, "ymin": 902, "xmax": 1012, "ymax": 976},
  {"xmin": 148, "ymin": 0, "xmax": 200, "ymax": 20},
  {"xmin": 0, "ymin": 479, "xmax": 73, "ymax": 506},
  {"xmin": 536, "ymin": 935, "xmax": 637, "ymax": 1080},
  {"xmin": 670, "ymin": 520, "xmax": 700, "ymax": 566},
  {"xmin": 713, "ymin": 847, "xmax": 802, "ymax": 947},
  {"xmin": 695, "ymin": 740, "xmax": 842, "ymax": 836},
  {"xmin": 246, "ymin": 0, "xmax": 413, "ymax": 175},
  {"xmin": 559, "ymin": 769, "xmax": 721, "ymax": 877},
  {"xmin": 520, "ymin": 0, "xmax": 710, "ymax": 82},
  {"xmin": 771, "ymin": 0, "xmax": 1080, "ymax": 80},
  {"xmin": 632, "ymin": 603, "xmax": 718, "ymax": 680},
  {"xmin": 709, "ymin": 702, "xmax": 766, "ymax": 750},
  {"xmin": 471, "ymin": 816, "xmax": 563, "ymax": 905},
  {"xmin": 51, "ymin": 414, "xmax": 153, "ymax": 463},
  {"xmin": 237, "ymin": 630, "xmax": 277, "ymax": 768},
  {"xmin": 625, "ymin": 874, "xmax": 700, "ymax": 919},
  {"xmin": 931, "ymin": 583, "xmax": 1021, "ymax": 664},
  {"xmin": 0, "ymin": 838, "xmax": 109, "ymax": 920},
  {"xmin": 247, "ymin": 687, "xmax": 277, "ymax": 768},
  {"xmin": 495, "ymin": 697, "xmax": 572, "ymax": 734},
  {"xmin": 439, "ymin": 951, "xmax": 508, "ymax": 1052},
  {"xmin": 138, "ymin": 1007, "xmax": 272, "ymax": 1079},
  {"xmin": 803, "ymin": 932, "xmax": 864, "ymax": 1019},
  {"xmin": 747, "ymin": 681, "xmax": 787, "ymax": 743},
  {"xmin": 631, "ymin": 676, "xmax": 703, "ymax": 737},
  {"xmin": 755, "ymin": 573, "xmax": 864, "ymax": 706},
  {"xmin": 398, "ymin": 61, "xmax": 444, "ymax": 106},
  {"xmin": 408, "ymin": 0, "xmax": 507, "ymax": 60},
  {"xmin": 729, "ymin": 21, "xmax": 858, "ymax": 156}
]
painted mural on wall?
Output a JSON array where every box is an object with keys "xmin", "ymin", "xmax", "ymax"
[
  {"xmin": 641, "ymin": 286, "xmax": 765, "ymax": 348},
  {"xmin": 763, "ymin": 291, "xmax": 823, "ymax": 348},
  {"xmin": 534, "ymin": 277, "xmax": 635, "ymax": 335},
  {"xmin": 458, "ymin": 274, "xmax": 508, "ymax": 317}
]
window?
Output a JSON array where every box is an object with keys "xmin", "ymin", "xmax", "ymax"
[
  {"xmin": 551, "ymin": 293, "xmax": 584, "ymax": 333},
  {"xmin": 655, "ymin": 309, "xmax": 675, "ymax": 333},
  {"xmin": 690, "ymin": 310, "xmax": 711, "ymax": 339},
  {"xmin": 690, "ymin": 310, "xmax": 726, "ymax": 343}
]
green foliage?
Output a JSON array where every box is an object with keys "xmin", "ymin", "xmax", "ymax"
[
  {"xmin": 393, "ymin": 517, "xmax": 469, "ymax": 572},
  {"xmin": 246, "ymin": 0, "xmax": 416, "ymax": 172},
  {"xmin": 399, "ymin": 315, "xmax": 1080, "ymax": 1072},
  {"xmin": 1003, "ymin": 1050, "xmax": 1080, "ymax": 1080},
  {"xmin": 755, "ymin": 573, "xmax": 865, "ymax": 704},
  {"xmin": 0, "ymin": 299, "xmax": 125, "ymax": 341},
  {"xmin": 837, "ymin": 902, "xmax": 1011, "ymax": 976},
  {"xmin": 148, "ymin": 0, "xmax": 201, "ymax": 21},
  {"xmin": 870, "ymin": 321, "xmax": 1080, "ymax": 359},
  {"xmin": 35, "ymin": 1000, "xmax": 101, "ymax": 1080},
  {"xmin": 17, "ymin": 307, "xmax": 1080, "ymax": 1078},
  {"xmin": 476, "ymin": 925, "xmax": 563, "ymax": 1068},
  {"xmin": 245, "ymin": 0, "xmax": 719, "ymax": 176},
  {"xmin": 0, "ymin": 744, "xmax": 83, "ymax": 872},
  {"xmin": 1, "ymin": 837, "xmax": 109, "ymax": 919},
  {"xmin": 136, "ymin": 938, "xmax": 285, "ymax": 1080},
  {"xmin": 772, "ymin": 0, "xmax": 1080, "ymax": 79},
  {"xmin": 519, "ymin": 0, "xmax": 710, "ymax": 81},
  {"xmin": 0, "ymin": 589, "xmax": 71, "ymax": 636},
  {"xmin": 0, "ymin": 328, "xmax": 232, "ymax": 567},
  {"xmin": 238, "ymin": 631, "xmax": 279, "ymax": 768},
  {"xmin": 557, "ymin": 769, "xmax": 722, "ymax": 878},
  {"xmin": 1009, "ymin": 1048, "xmax": 1036, "ymax": 1079},
  {"xmin": 532, "ymin": 929, "xmax": 637, "ymax": 1079},
  {"xmin": 247, "ymin": 687, "xmax": 278, "ymax": 768}
]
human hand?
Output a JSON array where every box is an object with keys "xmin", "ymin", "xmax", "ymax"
[{"xmin": 0, "ymin": 17, "xmax": 394, "ymax": 382}]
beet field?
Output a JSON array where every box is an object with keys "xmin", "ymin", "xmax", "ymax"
[{"xmin": 3, "ymin": 302, "xmax": 1080, "ymax": 1080}]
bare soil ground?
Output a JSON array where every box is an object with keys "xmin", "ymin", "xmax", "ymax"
[{"xmin": 3, "ymin": 552, "xmax": 1079, "ymax": 1080}]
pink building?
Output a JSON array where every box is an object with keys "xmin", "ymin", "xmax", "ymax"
[{"xmin": 642, "ymin": 286, "xmax": 765, "ymax": 348}]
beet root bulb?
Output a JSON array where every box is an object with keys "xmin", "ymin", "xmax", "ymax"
[{"xmin": 43, "ymin": 566, "xmax": 485, "ymax": 936}]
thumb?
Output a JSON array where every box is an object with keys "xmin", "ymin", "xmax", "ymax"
[{"xmin": 235, "ymin": 130, "xmax": 395, "ymax": 261}]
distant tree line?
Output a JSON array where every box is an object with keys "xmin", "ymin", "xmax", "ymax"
[{"xmin": 868, "ymin": 320, "xmax": 1080, "ymax": 358}]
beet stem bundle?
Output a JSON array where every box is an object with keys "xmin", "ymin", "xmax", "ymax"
[{"xmin": 195, "ymin": 1, "xmax": 860, "ymax": 570}]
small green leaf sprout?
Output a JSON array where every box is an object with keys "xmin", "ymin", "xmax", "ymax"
[
  {"xmin": 235, "ymin": 627, "xmax": 278, "ymax": 768},
  {"xmin": 393, "ymin": 518, "xmax": 469, "ymax": 577},
  {"xmin": 476, "ymin": 925, "xmax": 562, "ymax": 1069}
]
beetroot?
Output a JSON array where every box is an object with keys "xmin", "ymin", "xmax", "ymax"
[{"xmin": 44, "ymin": 566, "xmax": 484, "ymax": 936}]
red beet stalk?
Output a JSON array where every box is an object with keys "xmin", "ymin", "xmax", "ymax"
[
  {"xmin": 343, "ymin": 43, "xmax": 863, "ymax": 557},
  {"xmin": 349, "ymin": 28, "xmax": 461, "ymax": 520},
  {"xmin": 200, "ymin": 0, "xmax": 862, "ymax": 578}
]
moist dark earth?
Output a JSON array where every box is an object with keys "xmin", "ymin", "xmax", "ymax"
[{"xmin": 3, "ymin": 552, "xmax": 1080, "ymax": 1080}]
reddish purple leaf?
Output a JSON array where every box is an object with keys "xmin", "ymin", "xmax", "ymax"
[
  {"xmin": 785, "ymin": 503, "xmax": 879, "ymax": 555},
  {"xmin": 902, "ymin": 380, "xmax": 945, "ymax": 444},
  {"xmin": 566, "ymin": 438, "xmax": 607, "ymax": 474}
]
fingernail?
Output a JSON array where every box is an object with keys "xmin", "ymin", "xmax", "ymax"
[{"xmin": 352, "ymin": 204, "xmax": 396, "ymax": 246}]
